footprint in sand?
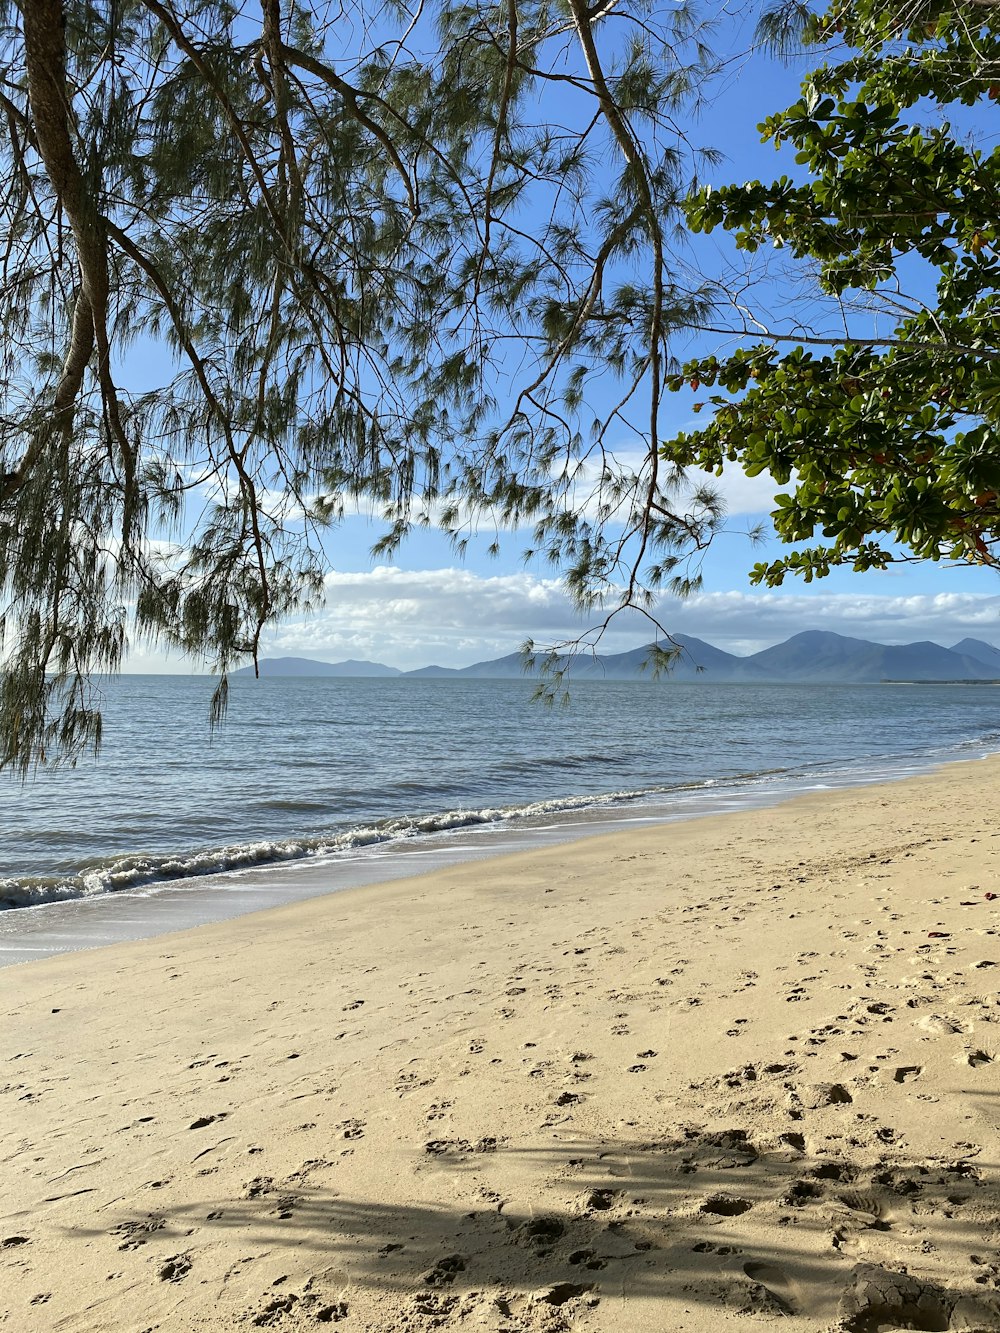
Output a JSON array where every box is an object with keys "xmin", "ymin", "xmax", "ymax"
[
  {"xmin": 158, "ymin": 1254, "xmax": 192, "ymax": 1283},
  {"xmin": 743, "ymin": 1262, "xmax": 798, "ymax": 1316},
  {"xmin": 799, "ymin": 1082, "xmax": 854, "ymax": 1108},
  {"xmin": 584, "ymin": 1189, "xmax": 619, "ymax": 1212},
  {"xmin": 539, "ymin": 1283, "xmax": 594, "ymax": 1309},
  {"xmin": 700, "ymin": 1195, "xmax": 753, "ymax": 1218},
  {"xmin": 251, "ymin": 1294, "xmax": 298, "ymax": 1326},
  {"xmin": 959, "ymin": 1049, "xmax": 994, "ymax": 1067},
  {"xmin": 424, "ymin": 1138, "xmax": 472, "ymax": 1156},
  {"xmin": 811, "ymin": 1162, "xmax": 857, "ymax": 1183},
  {"xmin": 784, "ymin": 1180, "xmax": 824, "ymax": 1207},
  {"xmin": 312, "ymin": 1301, "xmax": 349, "ymax": 1322},
  {"xmin": 421, "ymin": 1254, "xmax": 466, "ymax": 1287},
  {"xmin": 516, "ymin": 1217, "xmax": 565, "ymax": 1255},
  {"xmin": 831, "ymin": 1190, "xmax": 886, "ymax": 1225},
  {"xmin": 395, "ymin": 1066, "xmax": 435, "ymax": 1094},
  {"xmin": 409, "ymin": 1292, "xmax": 458, "ymax": 1319},
  {"xmin": 918, "ymin": 1013, "xmax": 969, "ymax": 1035},
  {"xmin": 188, "ymin": 1113, "xmax": 225, "ymax": 1129},
  {"xmin": 893, "ymin": 1065, "xmax": 923, "ymax": 1083},
  {"xmin": 568, "ymin": 1249, "xmax": 607, "ymax": 1271},
  {"xmin": 112, "ymin": 1216, "xmax": 165, "ymax": 1250}
]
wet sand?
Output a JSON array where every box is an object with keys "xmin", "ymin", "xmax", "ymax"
[{"xmin": 3, "ymin": 757, "xmax": 1000, "ymax": 1331}]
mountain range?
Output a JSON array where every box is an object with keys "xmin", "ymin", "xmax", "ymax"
[{"xmin": 233, "ymin": 631, "xmax": 1000, "ymax": 684}]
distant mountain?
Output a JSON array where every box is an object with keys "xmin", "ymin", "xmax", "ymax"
[
  {"xmin": 445, "ymin": 632, "xmax": 999, "ymax": 683},
  {"xmin": 746, "ymin": 630, "xmax": 997, "ymax": 683},
  {"xmin": 231, "ymin": 656, "xmax": 401, "ymax": 677},
  {"xmin": 230, "ymin": 632, "xmax": 1000, "ymax": 683},
  {"xmin": 403, "ymin": 654, "xmax": 523, "ymax": 678},
  {"xmin": 404, "ymin": 644, "xmax": 745, "ymax": 681},
  {"xmin": 950, "ymin": 638, "xmax": 1000, "ymax": 670},
  {"xmin": 447, "ymin": 652, "xmax": 527, "ymax": 679},
  {"xmin": 404, "ymin": 638, "xmax": 767, "ymax": 682},
  {"xmin": 667, "ymin": 635, "xmax": 770, "ymax": 681},
  {"xmin": 512, "ymin": 637, "xmax": 765, "ymax": 682},
  {"xmin": 404, "ymin": 664, "xmax": 462, "ymax": 678}
]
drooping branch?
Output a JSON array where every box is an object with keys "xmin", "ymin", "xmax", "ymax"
[
  {"xmin": 0, "ymin": 0, "xmax": 725, "ymax": 770},
  {"xmin": 566, "ymin": 0, "xmax": 668, "ymax": 601},
  {"xmin": 21, "ymin": 0, "xmax": 135, "ymax": 507}
]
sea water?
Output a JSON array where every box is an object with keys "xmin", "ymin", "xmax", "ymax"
[{"xmin": 0, "ymin": 675, "xmax": 997, "ymax": 963}]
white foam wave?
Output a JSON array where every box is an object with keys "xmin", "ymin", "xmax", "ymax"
[
  {"xmin": 9, "ymin": 726, "xmax": 998, "ymax": 913},
  {"xmin": 0, "ymin": 787, "xmax": 650, "ymax": 910}
]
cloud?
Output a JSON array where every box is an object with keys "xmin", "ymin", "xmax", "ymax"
[
  {"xmin": 574, "ymin": 446, "xmax": 787, "ymax": 520},
  {"xmin": 265, "ymin": 568, "xmax": 592, "ymax": 668},
  {"xmin": 227, "ymin": 568, "xmax": 1000, "ymax": 670},
  {"xmin": 699, "ymin": 466, "xmax": 789, "ymax": 518}
]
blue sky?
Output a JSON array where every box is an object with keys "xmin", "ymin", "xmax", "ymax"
[{"xmin": 128, "ymin": 8, "xmax": 1000, "ymax": 672}]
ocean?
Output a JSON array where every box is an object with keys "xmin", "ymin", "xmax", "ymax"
[{"xmin": 1, "ymin": 674, "xmax": 997, "ymax": 965}]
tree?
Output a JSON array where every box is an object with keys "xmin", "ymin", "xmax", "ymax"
[
  {"xmin": 0, "ymin": 0, "xmax": 735, "ymax": 773},
  {"xmin": 664, "ymin": 0, "xmax": 1000, "ymax": 589}
]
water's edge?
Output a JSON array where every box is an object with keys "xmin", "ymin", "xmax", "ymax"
[{"xmin": 1, "ymin": 738, "xmax": 994, "ymax": 970}]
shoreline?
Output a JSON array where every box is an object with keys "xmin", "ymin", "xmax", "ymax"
[
  {"xmin": 2, "ymin": 731, "xmax": 996, "ymax": 968},
  {"xmin": 4, "ymin": 756, "xmax": 1000, "ymax": 1330}
]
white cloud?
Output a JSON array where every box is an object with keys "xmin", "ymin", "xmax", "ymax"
[
  {"xmin": 574, "ymin": 446, "xmax": 787, "ymax": 520},
  {"xmin": 699, "ymin": 466, "xmax": 789, "ymax": 518},
  {"xmin": 266, "ymin": 568, "xmax": 590, "ymax": 668}
]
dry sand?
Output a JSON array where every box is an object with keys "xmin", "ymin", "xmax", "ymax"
[{"xmin": 3, "ymin": 757, "xmax": 1000, "ymax": 1332}]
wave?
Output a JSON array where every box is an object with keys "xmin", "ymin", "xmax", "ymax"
[
  {"xmin": 0, "ymin": 787, "xmax": 653, "ymax": 911},
  {"xmin": 5, "ymin": 726, "xmax": 999, "ymax": 913}
]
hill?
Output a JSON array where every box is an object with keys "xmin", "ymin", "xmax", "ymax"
[
  {"xmin": 950, "ymin": 638, "xmax": 1000, "ymax": 671},
  {"xmin": 746, "ymin": 630, "xmax": 995, "ymax": 683},
  {"xmin": 229, "ymin": 633, "xmax": 1000, "ymax": 683},
  {"xmin": 230, "ymin": 656, "xmax": 401, "ymax": 678}
]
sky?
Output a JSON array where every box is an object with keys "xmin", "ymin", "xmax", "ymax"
[
  {"xmin": 136, "ymin": 463, "xmax": 1000, "ymax": 674},
  {"xmin": 234, "ymin": 502, "xmax": 1000, "ymax": 672},
  {"xmin": 126, "ymin": 6, "xmax": 1000, "ymax": 673}
]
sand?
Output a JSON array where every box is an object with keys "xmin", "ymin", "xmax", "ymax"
[{"xmin": 3, "ymin": 758, "xmax": 1000, "ymax": 1332}]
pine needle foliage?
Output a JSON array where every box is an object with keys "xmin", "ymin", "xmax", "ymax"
[{"xmin": 0, "ymin": 0, "xmax": 727, "ymax": 772}]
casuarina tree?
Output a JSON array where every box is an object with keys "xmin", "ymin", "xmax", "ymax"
[{"xmin": 0, "ymin": 0, "xmax": 728, "ymax": 771}]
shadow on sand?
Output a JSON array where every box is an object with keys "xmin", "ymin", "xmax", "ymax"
[{"xmin": 86, "ymin": 1125, "xmax": 1000, "ymax": 1330}]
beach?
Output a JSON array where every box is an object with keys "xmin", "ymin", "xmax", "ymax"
[{"xmin": 3, "ymin": 756, "xmax": 1000, "ymax": 1332}]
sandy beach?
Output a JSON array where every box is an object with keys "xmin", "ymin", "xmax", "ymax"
[{"xmin": 3, "ymin": 757, "xmax": 1000, "ymax": 1332}]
